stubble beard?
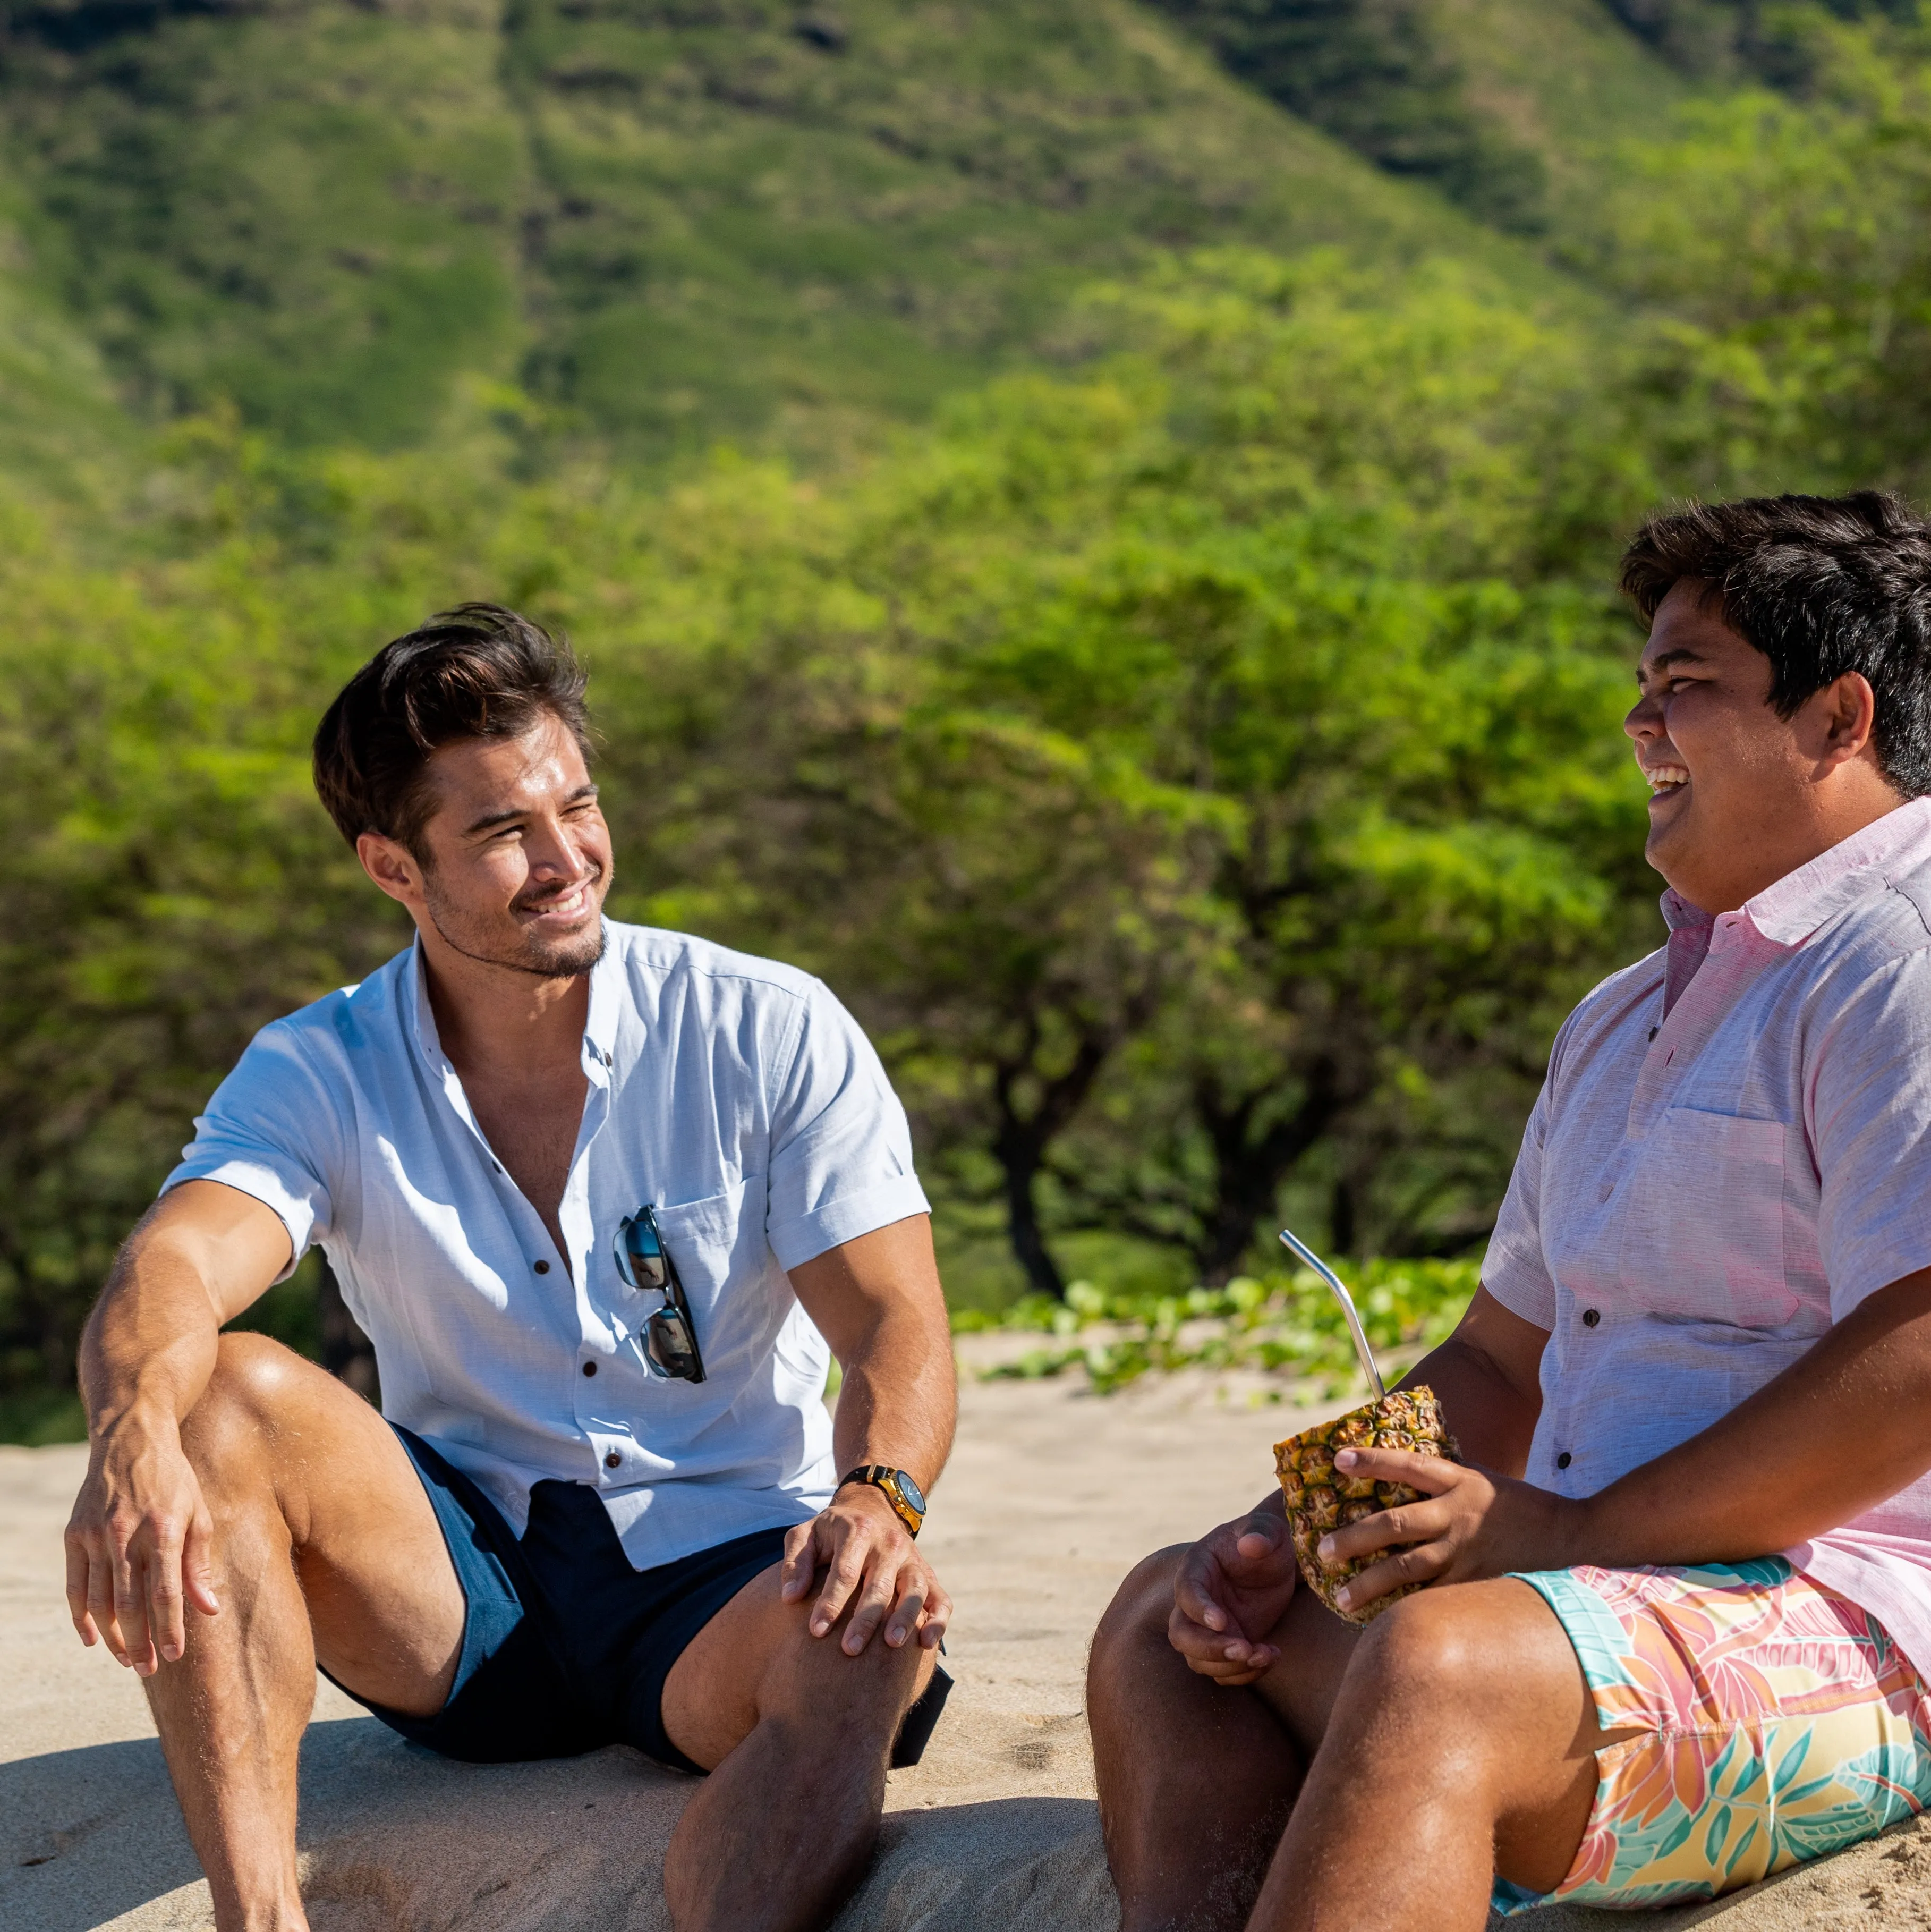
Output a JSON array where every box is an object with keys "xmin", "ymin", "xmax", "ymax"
[{"xmin": 422, "ymin": 866, "xmax": 610, "ymax": 981}]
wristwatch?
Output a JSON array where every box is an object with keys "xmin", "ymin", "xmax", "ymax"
[{"xmin": 838, "ymin": 1464, "xmax": 926, "ymax": 1537}]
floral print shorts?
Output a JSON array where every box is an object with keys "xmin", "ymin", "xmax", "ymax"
[{"xmin": 1491, "ymin": 1557, "xmax": 1931, "ymax": 1916}]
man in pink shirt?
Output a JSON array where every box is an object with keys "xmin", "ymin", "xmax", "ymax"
[{"xmin": 1087, "ymin": 491, "xmax": 1931, "ymax": 1927}]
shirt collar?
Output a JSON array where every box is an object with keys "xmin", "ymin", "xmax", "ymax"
[
  {"xmin": 1658, "ymin": 889, "xmax": 1713, "ymax": 938},
  {"xmin": 409, "ymin": 936, "xmax": 445, "ymax": 1069},
  {"xmin": 408, "ymin": 920, "xmax": 623, "ymax": 1071},
  {"xmin": 583, "ymin": 924, "xmax": 620, "ymax": 1071},
  {"xmin": 1658, "ymin": 796, "xmax": 1931, "ymax": 951}
]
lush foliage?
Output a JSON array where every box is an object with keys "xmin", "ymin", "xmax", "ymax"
[
  {"xmin": 1601, "ymin": 0, "xmax": 1917, "ymax": 83},
  {"xmin": 7, "ymin": 3, "xmax": 1931, "ymax": 1428},
  {"xmin": 1592, "ymin": 15, "xmax": 1931, "ymax": 499},
  {"xmin": 957, "ymin": 1257, "xmax": 1481, "ymax": 1395},
  {"xmin": 1146, "ymin": 0, "xmax": 1549, "ymax": 230},
  {"xmin": 585, "ymin": 252, "xmax": 1657, "ymax": 1293},
  {"xmin": 0, "ymin": 243, "xmax": 1657, "ymax": 1403}
]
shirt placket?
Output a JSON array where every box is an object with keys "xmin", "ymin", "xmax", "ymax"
[
  {"xmin": 1629, "ymin": 912, "xmax": 1767, "ymax": 1131},
  {"xmin": 424, "ymin": 1047, "xmax": 576, "ymax": 1278},
  {"xmin": 1549, "ymin": 914, "xmax": 1773, "ymax": 1490},
  {"xmin": 564, "ymin": 1037, "xmax": 630, "ymax": 1484},
  {"xmin": 421, "ymin": 1005, "xmax": 631, "ymax": 1485}
]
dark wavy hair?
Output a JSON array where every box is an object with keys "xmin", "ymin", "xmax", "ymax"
[
  {"xmin": 312, "ymin": 604, "xmax": 591, "ymax": 854},
  {"xmin": 1619, "ymin": 490, "xmax": 1931, "ymax": 798}
]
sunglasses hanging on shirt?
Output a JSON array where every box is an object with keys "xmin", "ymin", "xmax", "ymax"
[{"xmin": 613, "ymin": 1204, "xmax": 708, "ymax": 1383}]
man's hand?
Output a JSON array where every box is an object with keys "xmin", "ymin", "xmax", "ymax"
[
  {"xmin": 1168, "ymin": 1503, "xmax": 1298, "ymax": 1687},
  {"xmin": 66, "ymin": 1182, "xmax": 289, "ymax": 1672},
  {"xmin": 781, "ymin": 1481, "xmax": 951, "ymax": 1656},
  {"xmin": 1317, "ymin": 1446, "xmax": 1583, "ymax": 1615},
  {"xmin": 65, "ymin": 1406, "xmax": 221, "ymax": 1675}
]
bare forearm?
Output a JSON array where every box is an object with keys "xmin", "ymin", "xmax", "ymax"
[
  {"xmin": 830, "ymin": 1314, "xmax": 956, "ymax": 1494},
  {"xmin": 1580, "ymin": 1269, "xmax": 1931, "ymax": 1567},
  {"xmin": 79, "ymin": 1183, "xmax": 291, "ymax": 1437},
  {"xmin": 790, "ymin": 1216, "xmax": 957, "ymax": 1494},
  {"xmin": 65, "ymin": 1182, "xmax": 293, "ymax": 1671},
  {"xmin": 81, "ymin": 1238, "xmax": 225, "ymax": 1435},
  {"xmin": 1400, "ymin": 1332, "xmax": 1541, "ymax": 1479}
]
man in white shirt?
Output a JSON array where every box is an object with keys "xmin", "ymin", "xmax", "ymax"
[
  {"xmin": 1087, "ymin": 492, "xmax": 1931, "ymax": 1928},
  {"xmin": 62, "ymin": 606, "xmax": 957, "ymax": 1932}
]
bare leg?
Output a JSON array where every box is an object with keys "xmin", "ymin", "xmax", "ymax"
[
  {"xmin": 1254, "ymin": 1578, "xmax": 1605, "ymax": 1931},
  {"xmin": 1087, "ymin": 1547, "xmax": 1359, "ymax": 1932},
  {"xmin": 658, "ymin": 1562, "xmax": 937, "ymax": 1932},
  {"xmin": 146, "ymin": 1334, "xmax": 465, "ymax": 1932}
]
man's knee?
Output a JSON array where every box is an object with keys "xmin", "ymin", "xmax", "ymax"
[
  {"xmin": 1342, "ymin": 1586, "xmax": 1508, "ymax": 1728},
  {"xmin": 1090, "ymin": 1544, "xmax": 1189, "ymax": 1705},
  {"xmin": 1096, "ymin": 1545, "xmax": 1187, "ymax": 1648},
  {"xmin": 742, "ymin": 1584, "xmax": 934, "ymax": 1736},
  {"xmin": 793, "ymin": 1603, "xmax": 931, "ymax": 1705},
  {"xmin": 179, "ymin": 1332, "xmax": 315, "ymax": 1475}
]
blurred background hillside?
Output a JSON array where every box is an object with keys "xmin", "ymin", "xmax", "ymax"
[{"xmin": 3, "ymin": 0, "xmax": 1928, "ymax": 1438}]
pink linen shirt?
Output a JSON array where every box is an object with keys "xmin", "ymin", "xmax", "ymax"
[{"xmin": 1485, "ymin": 795, "xmax": 1931, "ymax": 1678}]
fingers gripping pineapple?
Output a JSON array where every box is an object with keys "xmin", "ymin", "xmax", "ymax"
[{"xmin": 1274, "ymin": 1388, "xmax": 1460, "ymax": 1625}]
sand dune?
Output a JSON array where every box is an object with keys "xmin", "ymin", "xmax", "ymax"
[{"xmin": 4, "ymin": 1357, "xmax": 1925, "ymax": 1930}]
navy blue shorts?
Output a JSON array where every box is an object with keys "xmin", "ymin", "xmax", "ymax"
[{"xmin": 325, "ymin": 1427, "xmax": 950, "ymax": 1775}]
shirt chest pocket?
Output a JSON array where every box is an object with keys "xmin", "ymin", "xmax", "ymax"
[
  {"xmin": 1615, "ymin": 1108, "xmax": 1797, "ymax": 1328},
  {"xmin": 637, "ymin": 1176, "xmax": 773, "ymax": 1367}
]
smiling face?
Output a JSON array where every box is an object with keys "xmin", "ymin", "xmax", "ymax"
[
  {"xmin": 1625, "ymin": 579, "xmax": 1898, "ymax": 912},
  {"xmin": 357, "ymin": 711, "xmax": 613, "ymax": 979}
]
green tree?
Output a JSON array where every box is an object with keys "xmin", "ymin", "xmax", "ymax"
[
  {"xmin": 1597, "ymin": 13, "xmax": 1931, "ymax": 496},
  {"xmin": 977, "ymin": 545, "xmax": 1647, "ymax": 1279},
  {"xmin": 589, "ymin": 250, "xmax": 1656, "ymax": 1290}
]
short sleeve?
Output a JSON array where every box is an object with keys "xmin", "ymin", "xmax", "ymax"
[
  {"xmin": 162, "ymin": 1019, "xmax": 345, "ymax": 1283},
  {"xmin": 763, "ymin": 980, "xmax": 930, "ymax": 1272},
  {"xmin": 1482, "ymin": 1075, "xmax": 1559, "ymax": 1330},
  {"xmin": 1811, "ymin": 951, "xmax": 1931, "ymax": 1317}
]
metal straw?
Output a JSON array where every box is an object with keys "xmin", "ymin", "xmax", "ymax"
[{"xmin": 1279, "ymin": 1226, "xmax": 1385, "ymax": 1400}]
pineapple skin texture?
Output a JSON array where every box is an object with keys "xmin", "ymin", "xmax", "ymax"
[{"xmin": 1273, "ymin": 1387, "xmax": 1458, "ymax": 1627}]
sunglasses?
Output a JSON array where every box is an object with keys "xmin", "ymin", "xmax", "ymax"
[{"xmin": 613, "ymin": 1204, "xmax": 707, "ymax": 1383}]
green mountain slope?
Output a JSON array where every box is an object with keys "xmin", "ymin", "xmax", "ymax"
[
  {"xmin": 508, "ymin": 0, "xmax": 1558, "ymax": 457},
  {"xmin": 0, "ymin": 0, "xmax": 529, "ymax": 450},
  {"xmin": 0, "ymin": 160, "xmax": 135, "ymax": 504},
  {"xmin": 1598, "ymin": 0, "xmax": 1915, "ymax": 84},
  {"xmin": 0, "ymin": 0, "xmax": 1570, "ymax": 464},
  {"xmin": 0, "ymin": 0, "xmax": 1882, "ymax": 468},
  {"xmin": 1141, "ymin": 0, "xmax": 1555, "ymax": 232},
  {"xmin": 1431, "ymin": 0, "xmax": 1694, "ymax": 220}
]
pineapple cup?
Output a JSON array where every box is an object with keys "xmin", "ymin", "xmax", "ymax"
[{"xmin": 1273, "ymin": 1386, "xmax": 1459, "ymax": 1627}]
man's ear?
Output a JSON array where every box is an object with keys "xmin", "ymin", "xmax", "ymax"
[
  {"xmin": 357, "ymin": 831, "xmax": 427, "ymax": 908},
  {"xmin": 1817, "ymin": 671, "xmax": 1879, "ymax": 768}
]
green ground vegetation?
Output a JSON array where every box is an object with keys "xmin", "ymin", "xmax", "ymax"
[
  {"xmin": 3, "ymin": 3, "xmax": 1931, "ymax": 1429},
  {"xmin": 958, "ymin": 1257, "xmax": 1482, "ymax": 1396}
]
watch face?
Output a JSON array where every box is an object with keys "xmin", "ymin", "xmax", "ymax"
[{"xmin": 895, "ymin": 1470, "xmax": 926, "ymax": 1516}]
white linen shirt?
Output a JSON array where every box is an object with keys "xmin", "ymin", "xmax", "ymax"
[
  {"xmin": 1484, "ymin": 796, "xmax": 1931, "ymax": 1678},
  {"xmin": 164, "ymin": 920, "xmax": 931, "ymax": 1570}
]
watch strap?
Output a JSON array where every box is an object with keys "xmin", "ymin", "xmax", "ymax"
[{"xmin": 838, "ymin": 1464, "xmax": 923, "ymax": 1536}]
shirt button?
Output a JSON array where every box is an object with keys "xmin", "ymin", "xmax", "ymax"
[
  {"xmin": 604, "ymin": 1450, "xmax": 621, "ymax": 1469},
  {"xmin": 534, "ymin": 1260, "xmax": 550, "ymax": 1275},
  {"xmin": 582, "ymin": 1360, "xmax": 597, "ymax": 1377},
  {"xmin": 1556, "ymin": 1451, "xmax": 1573, "ymax": 1469},
  {"xmin": 1581, "ymin": 1309, "xmax": 1601, "ymax": 1328}
]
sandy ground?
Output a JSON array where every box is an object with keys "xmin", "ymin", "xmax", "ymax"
[{"xmin": 4, "ymin": 1352, "xmax": 1928, "ymax": 1931}]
